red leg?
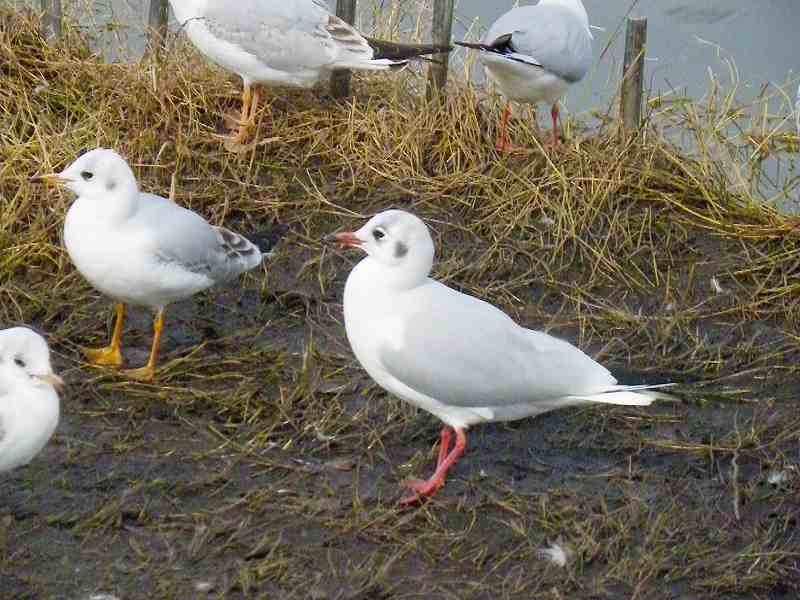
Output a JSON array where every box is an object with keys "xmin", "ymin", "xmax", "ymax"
[
  {"xmin": 550, "ymin": 103, "xmax": 561, "ymax": 146},
  {"xmin": 495, "ymin": 103, "xmax": 513, "ymax": 153},
  {"xmin": 400, "ymin": 427, "xmax": 467, "ymax": 505},
  {"xmin": 436, "ymin": 427, "xmax": 452, "ymax": 468}
]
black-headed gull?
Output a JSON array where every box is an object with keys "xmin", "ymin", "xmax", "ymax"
[
  {"xmin": 32, "ymin": 148, "xmax": 265, "ymax": 383},
  {"xmin": 0, "ymin": 328, "xmax": 62, "ymax": 473},
  {"xmin": 456, "ymin": 0, "xmax": 593, "ymax": 151},
  {"xmin": 166, "ymin": 0, "xmax": 452, "ymax": 145},
  {"xmin": 330, "ymin": 210, "xmax": 672, "ymax": 504}
]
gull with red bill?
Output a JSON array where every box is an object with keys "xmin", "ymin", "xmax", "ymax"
[
  {"xmin": 0, "ymin": 327, "xmax": 62, "ymax": 473},
  {"xmin": 329, "ymin": 209, "xmax": 674, "ymax": 504}
]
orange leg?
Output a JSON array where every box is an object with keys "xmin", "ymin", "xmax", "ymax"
[
  {"xmin": 83, "ymin": 302, "xmax": 126, "ymax": 367},
  {"xmin": 248, "ymin": 85, "xmax": 260, "ymax": 125},
  {"xmin": 400, "ymin": 427, "xmax": 467, "ymax": 505},
  {"xmin": 550, "ymin": 103, "xmax": 561, "ymax": 147},
  {"xmin": 123, "ymin": 308, "xmax": 165, "ymax": 383},
  {"xmin": 230, "ymin": 84, "xmax": 253, "ymax": 145}
]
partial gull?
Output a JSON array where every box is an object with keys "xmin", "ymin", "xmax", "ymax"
[
  {"xmin": 0, "ymin": 327, "xmax": 62, "ymax": 473},
  {"xmin": 456, "ymin": 0, "xmax": 593, "ymax": 152},
  {"xmin": 330, "ymin": 210, "xmax": 673, "ymax": 504},
  {"xmin": 32, "ymin": 148, "xmax": 265, "ymax": 383},
  {"xmin": 166, "ymin": 0, "xmax": 452, "ymax": 145}
]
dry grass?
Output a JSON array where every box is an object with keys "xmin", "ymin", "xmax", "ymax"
[{"xmin": 1, "ymin": 8, "xmax": 799, "ymax": 600}]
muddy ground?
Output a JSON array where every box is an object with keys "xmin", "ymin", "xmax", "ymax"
[{"xmin": 2, "ymin": 234, "xmax": 799, "ymax": 600}]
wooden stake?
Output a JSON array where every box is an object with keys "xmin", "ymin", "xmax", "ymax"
[
  {"xmin": 39, "ymin": 0, "xmax": 62, "ymax": 40},
  {"xmin": 426, "ymin": 0, "xmax": 454, "ymax": 101},
  {"xmin": 331, "ymin": 0, "xmax": 357, "ymax": 98},
  {"xmin": 621, "ymin": 17, "xmax": 648, "ymax": 132}
]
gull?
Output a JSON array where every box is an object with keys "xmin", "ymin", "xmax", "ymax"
[
  {"xmin": 32, "ymin": 148, "xmax": 265, "ymax": 383},
  {"xmin": 166, "ymin": 0, "xmax": 452, "ymax": 145},
  {"xmin": 330, "ymin": 210, "xmax": 673, "ymax": 504},
  {"xmin": 456, "ymin": 0, "xmax": 593, "ymax": 152},
  {"xmin": 0, "ymin": 327, "xmax": 62, "ymax": 473}
]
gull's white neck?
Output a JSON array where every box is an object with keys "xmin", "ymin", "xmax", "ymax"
[
  {"xmin": 67, "ymin": 182, "xmax": 140, "ymax": 229},
  {"xmin": 347, "ymin": 246, "xmax": 434, "ymax": 297}
]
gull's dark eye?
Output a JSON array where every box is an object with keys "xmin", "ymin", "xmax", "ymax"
[
  {"xmin": 373, "ymin": 228, "xmax": 386, "ymax": 241},
  {"xmin": 81, "ymin": 171, "xmax": 94, "ymax": 181},
  {"xmin": 14, "ymin": 356, "xmax": 26, "ymax": 368}
]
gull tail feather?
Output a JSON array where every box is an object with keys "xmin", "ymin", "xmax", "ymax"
[
  {"xmin": 566, "ymin": 383, "xmax": 677, "ymax": 406},
  {"xmin": 213, "ymin": 226, "xmax": 263, "ymax": 275},
  {"xmin": 366, "ymin": 38, "xmax": 453, "ymax": 61},
  {"xmin": 333, "ymin": 58, "xmax": 408, "ymax": 71}
]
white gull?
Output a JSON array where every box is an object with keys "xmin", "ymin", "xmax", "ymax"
[
  {"xmin": 33, "ymin": 148, "xmax": 265, "ymax": 383},
  {"xmin": 456, "ymin": 0, "xmax": 593, "ymax": 151},
  {"xmin": 331, "ymin": 210, "xmax": 672, "ymax": 504},
  {"xmin": 0, "ymin": 327, "xmax": 62, "ymax": 473},
  {"xmin": 166, "ymin": 0, "xmax": 452, "ymax": 145}
]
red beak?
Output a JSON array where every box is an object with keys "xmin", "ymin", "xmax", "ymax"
[{"xmin": 327, "ymin": 231, "xmax": 363, "ymax": 249}]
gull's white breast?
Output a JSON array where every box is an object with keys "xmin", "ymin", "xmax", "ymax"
[
  {"xmin": 64, "ymin": 197, "xmax": 214, "ymax": 309},
  {"xmin": 0, "ymin": 385, "xmax": 59, "ymax": 472}
]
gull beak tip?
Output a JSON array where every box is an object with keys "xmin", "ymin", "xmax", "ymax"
[{"xmin": 324, "ymin": 231, "xmax": 363, "ymax": 249}]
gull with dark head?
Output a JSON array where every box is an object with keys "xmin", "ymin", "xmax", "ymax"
[
  {"xmin": 0, "ymin": 328, "xmax": 62, "ymax": 473},
  {"xmin": 32, "ymin": 148, "xmax": 265, "ymax": 383},
  {"xmin": 330, "ymin": 210, "xmax": 673, "ymax": 504},
  {"xmin": 166, "ymin": 0, "xmax": 452, "ymax": 146},
  {"xmin": 456, "ymin": 0, "xmax": 593, "ymax": 152}
]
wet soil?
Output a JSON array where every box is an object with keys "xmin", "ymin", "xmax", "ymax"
[{"xmin": 2, "ymin": 233, "xmax": 799, "ymax": 600}]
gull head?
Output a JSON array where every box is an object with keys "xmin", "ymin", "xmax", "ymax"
[
  {"xmin": 32, "ymin": 148, "xmax": 138, "ymax": 202},
  {"xmin": 0, "ymin": 328, "xmax": 64, "ymax": 392},
  {"xmin": 329, "ymin": 209, "xmax": 435, "ymax": 284}
]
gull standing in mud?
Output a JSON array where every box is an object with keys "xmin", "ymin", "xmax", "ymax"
[
  {"xmin": 329, "ymin": 210, "xmax": 673, "ymax": 504},
  {"xmin": 456, "ymin": 0, "xmax": 593, "ymax": 152},
  {"xmin": 32, "ymin": 148, "xmax": 265, "ymax": 383},
  {"xmin": 0, "ymin": 328, "xmax": 62, "ymax": 473},
  {"xmin": 165, "ymin": 0, "xmax": 452, "ymax": 146}
]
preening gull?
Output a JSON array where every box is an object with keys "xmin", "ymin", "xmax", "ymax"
[
  {"xmin": 456, "ymin": 0, "xmax": 593, "ymax": 151},
  {"xmin": 32, "ymin": 149, "xmax": 265, "ymax": 383},
  {"xmin": 330, "ymin": 210, "xmax": 673, "ymax": 504}
]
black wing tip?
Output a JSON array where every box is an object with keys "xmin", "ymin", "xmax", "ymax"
[
  {"xmin": 366, "ymin": 37, "xmax": 453, "ymax": 61},
  {"xmin": 246, "ymin": 223, "xmax": 290, "ymax": 255}
]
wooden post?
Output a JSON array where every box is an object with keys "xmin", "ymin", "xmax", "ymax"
[
  {"xmin": 426, "ymin": 0, "xmax": 454, "ymax": 101},
  {"xmin": 146, "ymin": 0, "xmax": 170, "ymax": 57},
  {"xmin": 39, "ymin": 0, "xmax": 62, "ymax": 40},
  {"xmin": 620, "ymin": 17, "xmax": 647, "ymax": 131},
  {"xmin": 331, "ymin": 0, "xmax": 357, "ymax": 98}
]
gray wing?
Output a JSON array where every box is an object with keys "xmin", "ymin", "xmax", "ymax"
[
  {"xmin": 378, "ymin": 282, "xmax": 614, "ymax": 408},
  {"xmin": 485, "ymin": 5, "xmax": 592, "ymax": 83},
  {"xmin": 136, "ymin": 194, "xmax": 262, "ymax": 282},
  {"xmin": 201, "ymin": 0, "xmax": 373, "ymax": 73}
]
